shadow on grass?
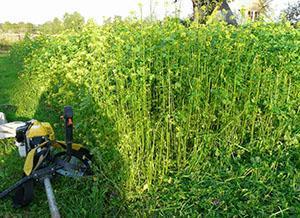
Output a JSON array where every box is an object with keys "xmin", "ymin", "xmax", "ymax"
[
  {"xmin": 34, "ymin": 90, "xmax": 128, "ymax": 217},
  {"xmin": 1, "ymin": 92, "xmax": 127, "ymax": 216},
  {"xmin": 0, "ymin": 55, "xmax": 24, "ymax": 121},
  {"xmin": 0, "ymin": 52, "xmax": 128, "ymax": 216}
]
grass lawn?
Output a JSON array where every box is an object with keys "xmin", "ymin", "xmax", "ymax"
[
  {"xmin": 0, "ymin": 54, "xmax": 50, "ymax": 217},
  {"xmin": 0, "ymin": 54, "xmax": 103, "ymax": 217},
  {"xmin": 0, "ymin": 53, "xmax": 20, "ymax": 121}
]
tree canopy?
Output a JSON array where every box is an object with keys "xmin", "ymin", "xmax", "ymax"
[
  {"xmin": 0, "ymin": 22, "xmax": 36, "ymax": 33},
  {"xmin": 63, "ymin": 12, "xmax": 85, "ymax": 31},
  {"xmin": 175, "ymin": 0, "xmax": 227, "ymax": 22},
  {"xmin": 283, "ymin": 1, "xmax": 300, "ymax": 26},
  {"xmin": 0, "ymin": 12, "xmax": 85, "ymax": 34}
]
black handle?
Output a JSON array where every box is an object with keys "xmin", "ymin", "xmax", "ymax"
[{"xmin": 64, "ymin": 106, "xmax": 73, "ymax": 159}]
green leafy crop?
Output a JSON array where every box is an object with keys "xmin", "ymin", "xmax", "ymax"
[{"xmin": 8, "ymin": 20, "xmax": 300, "ymax": 216}]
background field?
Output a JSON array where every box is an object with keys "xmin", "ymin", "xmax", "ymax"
[{"xmin": 0, "ymin": 19, "xmax": 299, "ymax": 217}]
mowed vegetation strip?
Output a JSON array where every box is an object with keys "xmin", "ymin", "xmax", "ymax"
[
  {"xmin": 1, "ymin": 20, "xmax": 300, "ymax": 216},
  {"xmin": 0, "ymin": 54, "xmax": 20, "ymax": 119}
]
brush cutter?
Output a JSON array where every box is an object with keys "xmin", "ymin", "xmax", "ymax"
[{"xmin": 0, "ymin": 106, "xmax": 93, "ymax": 218}]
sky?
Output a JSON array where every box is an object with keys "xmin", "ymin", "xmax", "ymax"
[{"xmin": 0, "ymin": 0, "xmax": 297, "ymax": 24}]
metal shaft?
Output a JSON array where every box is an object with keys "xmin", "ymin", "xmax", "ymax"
[{"xmin": 43, "ymin": 177, "xmax": 61, "ymax": 218}]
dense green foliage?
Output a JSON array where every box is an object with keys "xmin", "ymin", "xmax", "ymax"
[{"xmin": 4, "ymin": 20, "xmax": 300, "ymax": 216}]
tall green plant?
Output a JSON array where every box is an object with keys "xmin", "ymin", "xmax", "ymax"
[{"xmin": 10, "ymin": 20, "xmax": 300, "ymax": 216}]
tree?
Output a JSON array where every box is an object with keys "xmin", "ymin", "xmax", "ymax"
[
  {"xmin": 255, "ymin": 0, "xmax": 274, "ymax": 19},
  {"xmin": 283, "ymin": 1, "xmax": 300, "ymax": 26},
  {"xmin": 39, "ymin": 17, "xmax": 64, "ymax": 34},
  {"xmin": 218, "ymin": 0, "xmax": 237, "ymax": 25},
  {"xmin": 0, "ymin": 21, "xmax": 36, "ymax": 34},
  {"xmin": 52, "ymin": 17, "xmax": 64, "ymax": 33},
  {"xmin": 192, "ymin": 0, "xmax": 225, "ymax": 22},
  {"xmin": 2, "ymin": 22, "xmax": 13, "ymax": 32},
  {"xmin": 63, "ymin": 12, "xmax": 85, "ymax": 31},
  {"xmin": 175, "ymin": 0, "xmax": 235, "ymax": 23}
]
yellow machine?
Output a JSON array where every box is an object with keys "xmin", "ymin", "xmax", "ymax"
[{"xmin": 1, "ymin": 106, "xmax": 92, "ymax": 217}]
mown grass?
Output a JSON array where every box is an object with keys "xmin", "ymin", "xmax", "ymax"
[
  {"xmin": 0, "ymin": 54, "xmax": 19, "ymax": 119},
  {"xmin": 1, "ymin": 19, "xmax": 300, "ymax": 217},
  {"xmin": 0, "ymin": 54, "xmax": 124, "ymax": 217},
  {"xmin": 0, "ymin": 54, "xmax": 53, "ymax": 217}
]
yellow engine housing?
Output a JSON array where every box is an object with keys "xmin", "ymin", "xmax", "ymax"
[{"xmin": 26, "ymin": 120, "xmax": 55, "ymax": 141}]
